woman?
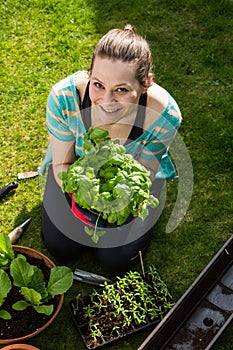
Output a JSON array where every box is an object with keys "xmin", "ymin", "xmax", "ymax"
[{"xmin": 40, "ymin": 24, "xmax": 182, "ymax": 272}]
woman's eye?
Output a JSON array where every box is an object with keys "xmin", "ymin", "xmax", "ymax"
[
  {"xmin": 116, "ymin": 87, "xmax": 128, "ymax": 93},
  {"xmin": 94, "ymin": 82, "xmax": 103, "ymax": 89}
]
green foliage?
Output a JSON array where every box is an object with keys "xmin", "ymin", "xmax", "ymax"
[
  {"xmin": 11, "ymin": 256, "xmax": 73, "ymax": 315},
  {"xmin": 71, "ymin": 266, "xmax": 174, "ymax": 342},
  {"xmin": 59, "ymin": 128, "xmax": 159, "ymax": 242},
  {"xmin": 0, "ymin": 234, "xmax": 73, "ymax": 318},
  {"xmin": 47, "ymin": 266, "xmax": 74, "ymax": 298},
  {"xmin": 84, "ymin": 224, "xmax": 106, "ymax": 244}
]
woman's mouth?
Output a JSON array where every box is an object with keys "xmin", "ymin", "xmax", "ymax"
[{"xmin": 100, "ymin": 105, "xmax": 122, "ymax": 115}]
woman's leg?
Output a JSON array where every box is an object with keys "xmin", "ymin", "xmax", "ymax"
[
  {"xmin": 41, "ymin": 166, "xmax": 85, "ymax": 263},
  {"xmin": 97, "ymin": 228, "xmax": 153, "ymax": 272}
]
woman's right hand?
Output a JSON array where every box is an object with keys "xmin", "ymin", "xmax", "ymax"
[{"xmin": 49, "ymin": 134, "xmax": 77, "ymax": 187}]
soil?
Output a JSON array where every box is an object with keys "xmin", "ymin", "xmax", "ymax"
[
  {"xmin": 86, "ymin": 336, "xmax": 103, "ymax": 348},
  {"xmin": 0, "ymin": 256, "xmax": 59, "ymax": 340}
]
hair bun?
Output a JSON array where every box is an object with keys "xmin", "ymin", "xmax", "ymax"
[{"xmin": 124, "ymin": 24, "xmax": 135, "ymax": 33}]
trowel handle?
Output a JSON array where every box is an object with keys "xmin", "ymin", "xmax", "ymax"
[
  {"xmin": 8, "ymin": 218, "xmax": 32, "ymax": 244},
  {"xmin": 0, "ymin": 182, "xmax": 18, "ymax": 200},
  {"xmin": 8, "ymin": 227, "xmax": 23, "ymax": 244}
]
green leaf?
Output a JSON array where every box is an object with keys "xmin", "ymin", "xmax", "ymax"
[
  {"xmin": 85, "ymin": 166, "xmax": 95, "ymax": 179},
  {"xmin": 47, "ymin": 266, "xmax": 73, "ymax": 298},
  {"xmin": 106, "ymin": 212, "xmax": 118, "ymax": 224},
  {"xmin": 114, "ymin": 183, "xmax": 132, "ymax": 200},
  {"xmin": 91, "ymin": 233, "xmax": 99, "ymax": 243},
  {"xmin": 0, "ymin": 310, "xmax": 12, "ymax": 320},
  {"xmin": 21, "ymin": 287, "xmax": 42, "ymax": 305},
  {"xmin": 10, "ymin": 256, "xmax": 34, "ymax": 287},
  {"xmin": 0, "ymin": 270, "xmax": 12, "ymax": 306},
  {"xmin": 117, "ymin": 215, "xmax": 129, "ymax": 226},
  {"xmin": 0, "ymin": 233, "xmax": 14, "ymax": 257},
  {"xmin": 138, "ymin": 203, "xmax": 149, "ymax": 220},
  {"xmin": 88, "ymin": 127, "xmax": 109, "ymax": 141},
  {"xmin": 84, "ymin": 226, "xmax": 94, "ymax": 236},
  {"xmin": 97, "ymin": 230, "xmax": 106, "ymax": 237},
  {"xmin": 83, "ymin": 139, "xmax": 94, "ymax": 151},
  {"xmin": 0, "ymin": 233, "xmax": 14, "ymax": 268},
  {"xmin": 57, "ymin": 171, "xmax": 67, "ymax": 181},
  {"xmin": 16, "ymin": 254, "xmax": 27, "ymax": 261},
  {"xmin": 13, "ymin": 300, "xmax": 30, "ymax": 311},
  {"xmin": 29, "ymin": 267, "xmax": 48, "ymax": 300},
  {"xmin": 148, "ymin": 195, "xmax": 159, "ymax": 208},
  {"xmin": 34, "ymin": 304, "xmax": 54, "ymax": 316}
]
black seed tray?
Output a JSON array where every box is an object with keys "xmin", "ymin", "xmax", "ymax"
[{"xmin": 69, "ymin": 269, "xmax": 174, "ymax": 349}]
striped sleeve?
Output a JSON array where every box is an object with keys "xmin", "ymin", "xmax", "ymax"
[
  {"xmin": 140, "ymin": 104, "xmax": 182, "ymax": 161},
  {"xmin": 46, "ymin": 88, "xmax": 76, "ymax": 141}
]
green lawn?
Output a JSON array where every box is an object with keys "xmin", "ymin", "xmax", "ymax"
[{"xmin": 0, "ymin": 0, "xmax": 232, "ymax": 349}]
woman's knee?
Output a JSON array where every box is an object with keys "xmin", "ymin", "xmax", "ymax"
[{"xmin": 97, "ymin": 229, "xmax": 152, "ymax": 272}]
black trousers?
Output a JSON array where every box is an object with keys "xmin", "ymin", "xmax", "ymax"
[{"xmin": 41, "ymin": 166, "xmax": 165, "ymax": 272}]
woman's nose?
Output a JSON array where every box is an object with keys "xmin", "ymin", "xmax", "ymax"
[{"xmin": 102, "ymin": 90, "xmax": 116, "ymax": 103}]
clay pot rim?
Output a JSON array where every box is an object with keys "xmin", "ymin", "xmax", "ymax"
[
  {"xmin": 0, "ymin": 246, "xmax": 64, "ymax": 345},
  {"xmin": 0, "ymin": 344, "xmax": 40, "ymax": 349}
]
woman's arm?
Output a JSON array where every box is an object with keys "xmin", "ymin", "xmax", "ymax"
[
  {"xmin": 139, "ymin": 85, "xmax": 182, "ymax": 182},
  {"xmin": 49, "ymin": 134, "xmax": 77, "ymax": 187}
]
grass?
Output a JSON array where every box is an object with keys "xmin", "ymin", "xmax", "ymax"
[{"xmin": 0, "ymin": 0, "xmax": 232, "ymax": 349}]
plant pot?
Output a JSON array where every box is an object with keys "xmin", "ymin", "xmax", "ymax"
[
  {"xmin": 0, "ymin": 246, "xmax": 64, "ymax": 345},
  {"xmin": 1, "ymin": 344, "xmax": 40, "ymax": 350}
]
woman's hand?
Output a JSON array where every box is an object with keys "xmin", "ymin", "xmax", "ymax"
[{"xmin": 49, "ymin": 134, "xmax": 77, "ymax": 187}]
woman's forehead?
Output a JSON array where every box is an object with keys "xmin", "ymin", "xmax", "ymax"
[{"xmin": 91, "ymin": 57, "xmax": 138, "ymax": 85}]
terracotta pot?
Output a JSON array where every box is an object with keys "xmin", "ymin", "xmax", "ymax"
[
  {"xmin": 1, "ymin": 344, "xmax": 40, "ymax": 350},
  {"xmin": 0, "ymin": 246, "xmax": 64, "ymax": 345}
]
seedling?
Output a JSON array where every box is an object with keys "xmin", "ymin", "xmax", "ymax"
[{"xmin": 70, "ymin": 266, "xmax": 174, "ymax": 349}]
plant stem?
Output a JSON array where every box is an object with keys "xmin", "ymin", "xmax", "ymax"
[{"xmin": 139, "ymin": 250, "xmax": 145, "ymax": 278}]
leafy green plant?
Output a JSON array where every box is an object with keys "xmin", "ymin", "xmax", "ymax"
[
  {"xmin": 59, "ymin": 127, "xmax": 159, "ymax": 242},
  {"xmin": 0, "ymin": 234, "xmax": 73, "ymax": 319},
  {"xmin": 11, "ymin": 255, "xmax": 73, "ymax": 315}
]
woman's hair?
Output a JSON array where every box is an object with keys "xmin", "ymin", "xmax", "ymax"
[{"xmin": 89, "ymin": 24, "xmax": 152, "ymax": 88}]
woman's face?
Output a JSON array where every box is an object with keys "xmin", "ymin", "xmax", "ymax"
[{"xmin": 89, "ymin": 56, "xmax": 145, "ymax": 124}]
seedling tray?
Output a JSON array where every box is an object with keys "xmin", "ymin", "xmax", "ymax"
[
  {"xmin": 69, "ymin": 268, "xmax": 174, "ymax": 349},
  {"xmin": 138, "ymin": 234, "xmax": 233, "ymax": 350}
]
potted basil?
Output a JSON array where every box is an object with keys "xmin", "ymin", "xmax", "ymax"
[
  {"xmin": 0, "ymin": 233, "xmax": 73, "ymax": 345},
  {"xmin": 59, "ymin": 127, "xmax": 159, "ymax": 243}
]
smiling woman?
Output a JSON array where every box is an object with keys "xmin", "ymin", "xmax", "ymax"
[
  {"xmin": 39, "ymin": 24, "xmax": 182, "ymax": 272},
  {"xmin": 89, "ymin": 57, "xmax": 144, "ymax": 126}
]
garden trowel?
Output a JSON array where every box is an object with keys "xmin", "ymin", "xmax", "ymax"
[
  {"xmin": 8, "ymin": 218, "xmax": 32, "ymax": 244},
  {"xmin": 73, "ymin": 268, "xmax": 113, "ymax": 286}
]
